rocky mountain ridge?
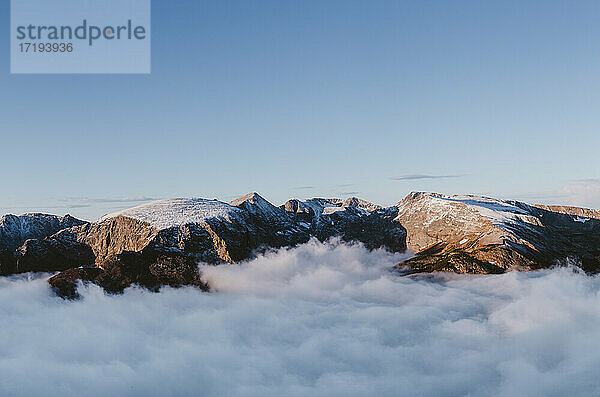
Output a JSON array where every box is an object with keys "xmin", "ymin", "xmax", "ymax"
[
  {"xmin": 1, "ymin": 191, "xmax": 599, "ymax": 298},
  {"xmin": 0, "ymin": 213, "xmax": 86, "ymax": 251},
  {"xmin": 396, "ymin": 192, "xmax": 600, "ymax": 274},
  {"xmin": 0, "ymin": 214, "xmax": 88, "ymax": 275},
  {"xmin": 532, "ymin": 204, "xmax": 600, "ymax": 220}
]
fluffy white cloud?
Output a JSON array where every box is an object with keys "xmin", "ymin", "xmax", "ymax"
[
  {"xmin": 1, "ymin": 240, "xmax": 600, "ymax": 396},
  {"xmin": 560, "ymin": 179, "xmax": 600, "ymax": 209}
]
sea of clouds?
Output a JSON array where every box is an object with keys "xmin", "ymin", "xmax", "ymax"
[{"xmin": 1, "ymin": 239, "xmax": 600, "ymax": 396}]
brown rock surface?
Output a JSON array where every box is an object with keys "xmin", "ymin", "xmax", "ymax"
[{"xmin": 396, "ymin": 192, "xmax": 600, "ymax": 274}]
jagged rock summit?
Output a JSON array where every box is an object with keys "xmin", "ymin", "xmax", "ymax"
[
  {"xmin": 280, "ymin": 196, "xmax": 405, "ymax": 252},
  {"xmin": 280, "ymin": 196, "xmax": 382, "ymax": 218},
  {"xmin": 229, "ymin": 192, "xmax": 283, "ymax": 218}
]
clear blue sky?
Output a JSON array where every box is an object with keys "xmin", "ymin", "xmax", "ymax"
[{"xmin": 1, "ymin": 0, "xmax": 600, "ymax": 220}]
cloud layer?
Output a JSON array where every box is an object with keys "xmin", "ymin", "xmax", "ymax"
[
  {"xmin": 1, "ymin": 240, "xmax": 600, "ymax": 396},
  {"xmin": 391, "ymin": 174, "xmax": 467, "ymax": 181}
]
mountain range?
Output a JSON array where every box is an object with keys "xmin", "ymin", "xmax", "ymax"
[{"xmin": 1, "ymin": 192, "xmax": 598, "ymax": 298}]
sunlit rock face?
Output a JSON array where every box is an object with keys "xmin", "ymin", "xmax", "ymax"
[{"xmin": 395, "ymin": 192, "xmax": 600, "ymax": 274}]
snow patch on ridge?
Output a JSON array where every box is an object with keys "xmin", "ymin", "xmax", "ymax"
[
  {"xmin": 101, "ymin": 198, "xmax": 242, "ymax": 230},
  {"xmin": 398, "ymin": 192, "xmax": 540, "ymax": 229},
  {"xmin": 436, "ymin": 195, "xmax": 536, "ymax": 226}
]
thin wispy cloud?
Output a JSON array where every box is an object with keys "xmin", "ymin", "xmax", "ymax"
[
  {"xmin": 293, "ymin": 186, "xmax": 315, "ymax": 190},
  {"xmin": 62, "ymin": 196, "xmax": 157, "ymax": 204},
  {"xmin": 391, "ymin": 174, "xmax": 468, "ymax": 181},
  {"xmin": 0, "ymin": 204, "xmax": 93, "ymax": 212},
  {"xmin": 507, "ymin": 192, "xmax": 570, "ymax": 201},
  {"xmin": 574, "ymin": 178, "xmax": 600, "ymax": 184},
  {"xmin": 49, "ymin": 204, "xmax": 93, "ymax": 209}
]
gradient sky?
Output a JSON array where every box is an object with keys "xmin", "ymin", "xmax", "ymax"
[{"xmin": 1, "ymin": 0, "xmax": 600, "ymax": 220}]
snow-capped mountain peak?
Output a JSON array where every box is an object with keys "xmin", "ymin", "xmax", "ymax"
[
  {"xmin": 229, "ymin": 192, "xmax": 285, "ymax": 219},
  {"xmin": 101, "ymin": 198, "xmax": 243, "ymax": 230},
  {"xmin": 397, "ymin": 192, "xmax": 538, "ymax": 229}
]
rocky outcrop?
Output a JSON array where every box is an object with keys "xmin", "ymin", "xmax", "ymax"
[
  {"xmin": 49, "ymin": 251, "xmax": 209, "ymax": 299},
  {"xmin": 280, "ymin": 196, "xmax": 381, "ymax": 217},
  {"xmin": 14, "ymin": 229, "xmax": 95, "ymax": 273},
  {"xmin": 48, "ymin": 267, "xmax": 104, "ymax": 300},
  {"xmin": 396, "ymin": 192, "xmax": 600, "ymax": 274},
  {"xmin": 281, "ymin": 197, "xmax": 406, "ymax": 251},
  {"xmin": 76, "ymin": 216, "xmax": 158, "ymax": 262},
  {"xmin": 226, "ymin": 193, "xmax": 312, "ymax": 255},
  {"xmin": 312, "ymin": 207, "xmax": 406, "ymax": 251},
  {"xmin": 341, "ymin": 197, "xmax": 382, "ymax": 212},
  {"xmin": 400, "ymin": 242, "xmax": 530, "ymax": 274},
  {"xmin": 0, "ymin": 213, "xmax": 87, "ymax": 251},
  {"xmin": 280, "ymin": 198, "xmax": 341, "ymax": 219},
  {"xmin": 281, "ymin": 199, "xmax": 316, "ymax": 217}
]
